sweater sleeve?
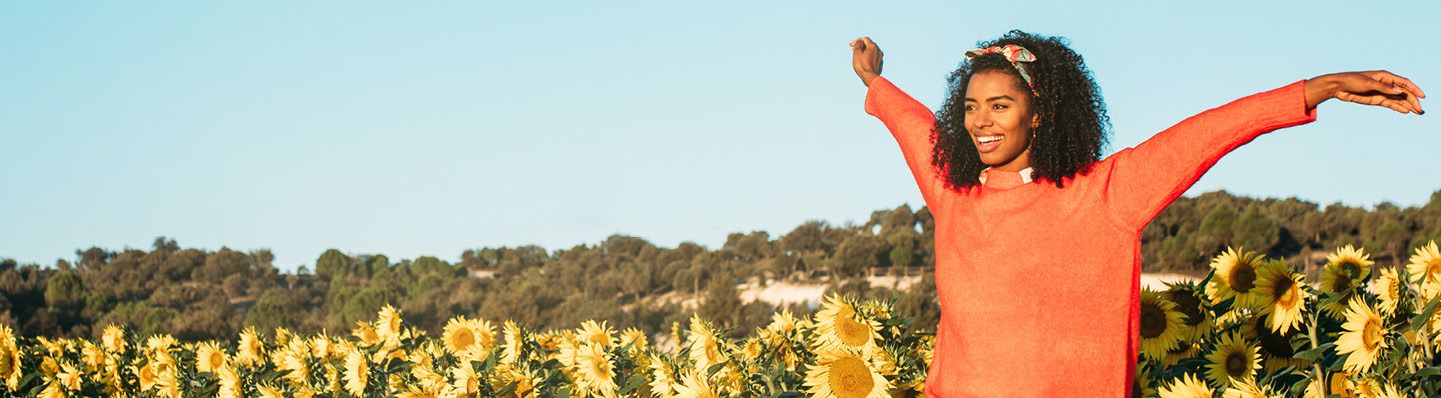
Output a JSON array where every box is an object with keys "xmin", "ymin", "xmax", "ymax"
[
  {"xmin": 1105, "ymin": 81, "xmax": 1318, "ymax": 229},
  {"xmin": 864, "ymin": 76, "xmax": 947, "ymax": 205}
]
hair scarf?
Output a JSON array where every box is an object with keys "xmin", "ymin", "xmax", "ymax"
[{"xmin": 964, "ymin": 44, "xmax": 1038, "ymax": 94}]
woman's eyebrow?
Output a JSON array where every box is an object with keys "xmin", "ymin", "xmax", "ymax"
[{"xmin": 964, "ymin": 95, "xmax": 1016, "ymax": 102}]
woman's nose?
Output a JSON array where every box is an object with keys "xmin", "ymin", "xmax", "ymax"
[{"xmin": 970, "ymin": 110, "xmax": 992, "ymax": 129}]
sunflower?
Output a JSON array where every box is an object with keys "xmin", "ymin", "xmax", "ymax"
[
  {"xmin": 343, "ymin": 346, "xmax": 371, "ymax": 396},
  {"xmin": 768, "ymin": 308, "xmax": 800, "ymax": 335},
  {"xmin": 1209, "ymin": 247, "xmax": 1266, "ymax": 311},
  {"xmin": 218, "ymin": 364, "xmax": 243, "ymax": 398},
  {"xmin": 237, "ymin": 327, "xmax": 265, "ymax": 368},
  {"xmin": 687, "ymin": 315, "xmax": 730, "ymax": 371},
  {"xmin": 1139, "ymin": 287, "xmax": 1187, "ymax": 361},
  {"xmin": 620, "ymin": 327, "xmax": 649, "ymax": 352},
  {"xmin": 1133, "ymin": 364, "xmax": 1158, "ymax": 398},
  {"xmin": 1253, "ymin": 260, "xmax": 1308, "ymax": 334},
  {"xmin": 501, "ymin": 320, "xmax": 525, "ymax": 364},
  {"xmin": 1203, "ymin": 331, "xmax": 1261, "ymax": 389},
  {"xmin": 803, "ymin": 351, "xmax": 890, "ymax": 398},
  {"xmin": 39, "ymin": 381, "xmax": 65, "ymax": 398},
  {"xmin": 135, "ymin": 362, "xmax": 157, "ymax": 391},
  {"xmin": 257, "ymin": 384, "xmax": 286, "ymax": 398},
  {"xmin": 1223, "ymin": 376, "xmax": 1280, "ymax": 398},
  {"xmin": 353, "ymin": 321, "xmax": 382, "ymax": 347},
  {"xmin": 276, "ymin": 340, "xmax": 313, "ymax": 387},
  {"xmin": 442, "ymin": 316, "xmax": 495, "ymax": 359},
  {"xmin": 1320, "ymin": 245, "xmax": 1374, "ymax": 320},
  {"xmin": 80, "ymin": 341, "xmax": 105, "ymax": 372},
  {"xmin": 57, "ymin": 362, "xmax": 81, "ymax": 391},
  {"xmin": 813, "ymin": 294, "xmax": 881, "ymax": 355},
  {"xmin": 0, "ymin": 325, "xmax": 20, "ymax": 390},
  {"xmin": 310, "ymin": 332, "xmax": 336, "ymax": 359},
  {"xmin": 100, "ymin": 324, "xmax": 125, "ymax": 354},
  {"xmin": 196, "ymin": 341, "xmax": 227, "ymax": 374},
  {"xmin": 491, "ymin": 362, "xmax": 543, "ymax": 398},
  {"xmin": 578, "ymin": 320, "xmax": 617, "ymax": 349},
  {"xmin": 1158, "ymin": 373, "xmax": 1214, "ymax": 398},
  {"xmin": 1408, "ymin": 241, "xmax": 1441, "ymax": 299},
  {"xmin": 1242, "ymin": 312, "xmax": 1311, "ymax": 376},
  {"xmin": 648, "ymin": 353, "xmax": 679, "ymax": 398},
  {"xmin": 1161, "ymin": 342, "xmax": 1201, "ymax": 367},
  {"xmin": 1373, "ymin": 266, "xmax": 1404, "ymax": 318},
  {"xmin": 572, "ymin": 342, "xmax": 618, "ymax": 398},
  {"xmin": 376, "ymin": 304, "xmax": 404, "ymax": 341},
  {"xmin": 1164, "ymin": 281, "xmax": 1215, "ymax": 343},
  {"xmin": 1337, "ymin": 296, "xmax": 1387, "ymax": 373},
  {"xmin": 146, "ymin": 334, "xmax": 177, "ymax": 353},
  {"xmin": 450, "ymin": 363, "xmax": 484, "ymax": 396},
  {"xmin": 672, "ymin": 369, "xmax": 722, "ymax": 398},
  {"xmin": 1328, "ymin": 245, "xmax": 1375, "ymax": 281}
]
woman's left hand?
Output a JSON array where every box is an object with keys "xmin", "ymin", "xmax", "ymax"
[{"xmin": 1305, "ymin": 71, "xmax": 1425, "ymax": 114}]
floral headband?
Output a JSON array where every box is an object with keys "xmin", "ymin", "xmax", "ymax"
[{"xmin": 964, "ymin": 44, "xmax": 1038, "ymax": 94}]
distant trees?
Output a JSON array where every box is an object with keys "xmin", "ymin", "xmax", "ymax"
[{"xmin": 0, "ymin": 189, "xmax": 1437, "ymax": 342}]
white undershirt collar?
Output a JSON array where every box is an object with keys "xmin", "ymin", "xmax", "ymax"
[{"xmin": 978, "ymin": 167, "xmax": 1034, "ymax": 185}]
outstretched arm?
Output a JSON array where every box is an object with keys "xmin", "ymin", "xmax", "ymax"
[
  {"xmin": 1106, "ymin": 71, "xmax": 1425, "ymax": 229},
  {"xmin": 853, "ymin": 37, "xmax": 946, "ymax": 205}
]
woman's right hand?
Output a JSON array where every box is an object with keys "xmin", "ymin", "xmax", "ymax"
[{"xmin": 850, "ymin": 37, "xmax": 882, "ymax": 87}]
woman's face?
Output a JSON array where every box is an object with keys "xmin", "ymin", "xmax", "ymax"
[{"xmin": 965, "ymin": 70, "xmax": 1039, "ymax": 171}]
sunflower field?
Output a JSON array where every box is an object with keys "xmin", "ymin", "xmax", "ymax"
[{"xmin": 3, "ymin": 242, "xmax": 1441, "ymax": 398}]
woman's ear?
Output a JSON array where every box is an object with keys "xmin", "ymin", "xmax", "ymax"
[{"xmin": 1031, "ymin": 112, "xmax": 1041, "ymax": 129}]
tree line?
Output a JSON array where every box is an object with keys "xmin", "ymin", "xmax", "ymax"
[{"xmin": 1, "ymin": 189, "xmax": 1437, "ymax": 343}]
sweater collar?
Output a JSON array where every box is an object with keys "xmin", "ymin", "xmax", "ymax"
[{"xmin": 979, "ymin": 167, "xmax": 1034, "ymax": 189}]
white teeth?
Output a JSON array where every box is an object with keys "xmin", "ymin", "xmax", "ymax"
[{"xmin": 978, "ymin": 136, "xmax": 1002, "ymax": 143}]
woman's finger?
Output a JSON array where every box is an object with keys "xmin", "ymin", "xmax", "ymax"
[
  {"xmin": 1366, "ymin": 71, "xmax": 1425, "ymax": 114},
  {"xmin": 1367, "ymin": 71, "xmax": 1426, "ymax": 98},
  {"xmin": 1338, "ymin": 91, "xmax": 1417, "ymax": 114}
]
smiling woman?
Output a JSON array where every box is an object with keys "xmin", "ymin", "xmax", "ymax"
[{"xmin": 849, "ymin": 30, "xmax": 1425, "ymax": 397}]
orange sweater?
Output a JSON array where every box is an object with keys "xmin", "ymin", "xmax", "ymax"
[{"xmin": 864, "ymin": 76, "xmax": 1316, "ymax": 397}]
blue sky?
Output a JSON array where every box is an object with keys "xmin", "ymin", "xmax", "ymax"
[{"xmin": 2, "ymin": 1, "xmax": 1437, "ymax": 272}]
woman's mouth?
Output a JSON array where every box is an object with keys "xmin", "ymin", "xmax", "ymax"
[{"xmin": 976, "ymin": 135, "xmax": 1002, "ymax": 153}]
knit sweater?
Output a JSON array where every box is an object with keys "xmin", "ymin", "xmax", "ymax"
[{"xmin": 864, "ymin": 76, "xmax": 1316, "ymax": 397}]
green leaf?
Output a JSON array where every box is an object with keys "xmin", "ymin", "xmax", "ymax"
[
  {"xmin": 620, "ymin": 374, "xmax": 646, "ymax": 395},
  {"xmin": 1293, "ymin": 342, "xmax": 1334, "ymax": 362},
  {"xmin": 1408, "ymin": 295, "xmax": 1441, "ymax": 333},
  {"xmin": 1414, "ymin": 366, "xmax": 1441, "ymax": 378},
  {"xmin": 707, "ymin": 362, "xmax": 727, "ymax": 377},
  {"xmin": 495, "ymin": 382, "xmax": 518, "ymax": 397}
]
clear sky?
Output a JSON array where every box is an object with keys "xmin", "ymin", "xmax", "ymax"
[{"xmin": 2, "ymin": 1, "xmax": 1438, "ymax": 272}]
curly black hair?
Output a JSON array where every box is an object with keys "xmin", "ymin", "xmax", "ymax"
[{"xmin": 932, "ymin": 30, "xmax": 1110, "ymax": 189}]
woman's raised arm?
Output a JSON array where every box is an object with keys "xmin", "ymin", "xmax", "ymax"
[{"xmin": 853, "ymin": 37, "xmax": 947, "ymax": 206}]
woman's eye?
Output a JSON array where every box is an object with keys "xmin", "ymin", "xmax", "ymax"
[
  {"xmin": 964, "ymin": 105, "xmax": 975, "ymax": 112},
  {"xmin": 993, "ymin": 104, "xmax": 1008, "ymax": 110}
]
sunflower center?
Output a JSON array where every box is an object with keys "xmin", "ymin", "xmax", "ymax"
[
  {"xmin": 1231, "ymin": 264, "xmax": 1257, "ymax": 293},
  {"xmin": 1363, "ymin": 318, "xmax": 1383, "ymax": 351},
  {"xmin": 1168, "ymin": 291, "xmax": 1205, "ymax": 327},
  {"xmin": 1339, "ymin": 262, "xmax": 1362, "ymax": 279},
  {"xmin": 453, "ymin": 329, "xmax": 475, "ymax": 351},
  {"xmin": 1332, "ymin": 276, "xmax": 1351, "ymax": 292},
  {"xmin": 1275, "ymin": 278, "xmax": 1299, "ymax": 309},
  {"xmin": 1224, "ymin": 351, "xmax": 1249, "ymax": 377},
  {"xmin": 1255, "ymin": 314, "xmax": 1298, "ymax": 357},
  {"xmin": 829, "ymin": 357, "xmax": 873, "ymax": 398},
  {"xmin": 1139, "ymin": 303, "xmax": 1167, "ymax": 338},
  {"xmin": 836, "ymin": 316, "xmax": 871, "ymax": 347},
  {"xmin": 208, "ymin": 352, "xmax": 225, "ymax": 369}
]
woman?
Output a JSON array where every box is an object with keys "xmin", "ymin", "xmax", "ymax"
[{"xmin": 849, "ymin": 30, "xmax": 1424, "ymax": 397}]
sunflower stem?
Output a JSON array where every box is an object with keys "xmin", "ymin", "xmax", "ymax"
[{"xmin": 1307, "ymin": 307, "xmax": 1326, "ymax": 397}]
